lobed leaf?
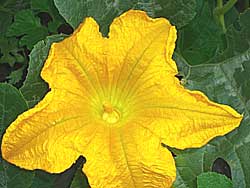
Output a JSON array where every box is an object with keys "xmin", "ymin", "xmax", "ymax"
[
  {"xmin": 173, "ymin": 9, "xmax": 250, "ymax": 188},
  {"xmin": 7, "ymin": 10, "xmax": 49, "ymax": 50}
]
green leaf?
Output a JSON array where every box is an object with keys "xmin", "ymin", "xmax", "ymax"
[
  {"xmin": 31, "ymin": 0, "xmax": 66, "ymax": 33},
  {"xmin": 6, "ymin": 67, "xmax": 25, "ymax": 85},
  {"xmin": 197, "ymin": 172, "xmax": 233, "ymax": 188},
  {"xmin": 0, "ymin": 0, "xmax": 29, "ymax": 34},
  {"xmin": 54, "ymin": 156, "xmax": 88, "ymax": 188},
  {"xmin": 0, "ymin": 37, "xmax": 25, "ymax": 67},
  {"xmin": 70, "ymin": 169, "xmax": 90, "ymax": 188},
  {"xmin": 0, "ymin": 0, "xmax": 28, "ymax": 70},
  {"xmin": 20, "ymin": 34, "xmax": 65, "ymax": 108},
  {"xmin": 218, "ymin": 9, "xmax": 250, "ymax": 60},
  {"xmin": 54, "ymin": 0, "xmax": 197, "ymax": 35},
  {"xmin": 0, "ymin": 83, "xmax": 27, "ymax": 132},
  {"xmin": 0, "ymin": 160, "xmax": 34, "ymax": 188},
  {"xmin": 29, "ymin": 171, "xmax": 57, "ymax": 188},
  {"xmin": 172, "ymin": 148, "xmax": 205, "ymax": 188},
  {"xmin": 7, "ymin": 10, "xmax": 49, "ymax": 50},
  {"xmin": 0, "ymin": 11, "xmax": 12, "ymax": 35},
  {"xmin": 173, "ymin": 9, "xmax": 250, "ymax": 188},
  {"xmin": 224, "ymin": 6, "xmax": 239, "ymax": 28},
  {"xmin": 29, "ymin": 157, "xmax": 86, "ymax": 188},
  {"xmin": 176, "ymin": 0, "xmax": 225, "ymax": 65},
  {"xmin": 154, "ymin": 0, "xmax": 197, "ymax": 28}
]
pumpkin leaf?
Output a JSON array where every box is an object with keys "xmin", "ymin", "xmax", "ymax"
[
  {"xmin": 0, "ymin": 83, "xmax": 27, "ymax": 136},
  {"xmin": 197, "ymin": 172, "xmax": 233, "ymax": 188},
  {"xmin": 173, "ymin": 9, "xmax": 250, "ymax": 188},
  {"xmin": 6, "ymin": 10, "xmax": 49, "ymax": 50},
  {"xmin": 31, "ymin": 0, "xmax": 67, "ymax": 33},
  {"xmin": 20, "ymin": 34, "xmax": 65, "ymax": 108},
  {"xmin": 176, "ymin": 1, "xmax": 225, "ymax": 66},
  {"xmin": 0, "ymin": 0, "xmax": 28, "ymax": 67},
  {"xmin": 53, "ymin": 0, "xmax": 197, "ymax": 35}
]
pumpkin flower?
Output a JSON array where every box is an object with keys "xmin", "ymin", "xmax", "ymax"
[{"xmin": 1, "ymin": 10, "xmax": 242, "ymax": 188}]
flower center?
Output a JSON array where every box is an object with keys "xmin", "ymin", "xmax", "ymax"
[{"xmin": 102, "ymin": 102, "xmax": 120, "ymax": 124}]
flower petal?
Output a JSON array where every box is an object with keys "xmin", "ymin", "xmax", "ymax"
[
  {"xmin": 1, "ymin": 88, "xmax": 98, "ymax": 173},
  {"xmin": 135, "ymin": 79, "xmax": 243, "ymax": 149},
  {"xmin": 107, "ymin": 10, "xmax": 178, "ymax": 105},
  {"xmin": 83, "ymin": 125, "xmax": 175, "ymax": 188},
  {"xmin": 42, "ymin": 18, "xmax": 105, "ymax": 103}
]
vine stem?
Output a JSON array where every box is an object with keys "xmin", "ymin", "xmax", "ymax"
[{"xmin": 214, "ymin": 0, "xmax": 238, "ymax": 33}]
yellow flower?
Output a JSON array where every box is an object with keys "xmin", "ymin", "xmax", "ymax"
[{"xmin": 1, "ymin": 10, "xmax": 242, "ymax": 188}]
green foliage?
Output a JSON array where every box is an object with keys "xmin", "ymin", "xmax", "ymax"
[
  {"xmin": 6, "ymin": 67, "xmax": 26, "ymax": 85},
  {"xmin": 0, "ymin": 160, "xmax": 34, "ymax": 188},
  {"xmin": 31, "ymin": 0, "xmax": 66, "ymax": 33},
  {"xmin": 70, "ymin": 170, "xmax": 90, "ymax": 188},
  {"xmin": 197, "ymin": 172, "xmax": 233, "ymax": 188},
  {"xmin": 173, "ymin": 9, "xmax": 250, "ymax": 188},
  {"xmin": 176, "ymin": 1, "xmax": 225, "ymax": 65},
  {"xmin": 0, "ymin": 83, "xmax": 27, "ymax": 134},
  {"xmin": 54, "ymin": 0, "xmax": 197, "ymax": 35},
  {"xmin": 0, "ymin": 37, "xmax": 25, "ymax": 67},
  {"xmin": 20, "ymin": 34, "xmax": 65, "ymax": 108},
  {"xmin": 0, "ymin": 0, "xmax": 29, "ymax": 35},
  {"xmin": 0, "ymin": 0, "xmax": 28, "ymax": 72},
  {"xmin": 6, "ymin": 0, "xmax": 67, "ymax": 50},
  {"xmin": 154, "ymin": 0, "xmax": 197, "ymax": 28},
  {"xmin": 0, "ymin": 0, "xmax": 68, "ymax": 85},
  {"xmin": 7, "ymin": 10, "xmax": 48, "ymax": 50}
]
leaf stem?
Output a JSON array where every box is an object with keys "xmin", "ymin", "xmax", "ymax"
[
  {"xmin": 217, "ymin": 0, "xmax": 238, "ymax": 15},
  {"xmin": 217, "ymin": 0, "xmax": 226, "ymax": 33},
  {"xmin": 214, "ymin": 0, "xmax": 238, "ymax": 33}
]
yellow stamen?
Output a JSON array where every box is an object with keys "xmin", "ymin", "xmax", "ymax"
[{"xmin": 102, "ymin": 102, "xmax": 120, "ymax": 124}]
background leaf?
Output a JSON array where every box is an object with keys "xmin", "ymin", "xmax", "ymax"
[
  {"xmin": 176, "ymin": 0, "xmax": 225, "ymax": 65},
  {"xmin": 54, "ymin": 0, "xmax": 197, "ymax": 35},
  {"xmin": 0, "ymin": 37, "xmax": 24, "ymax": 67},
  {"xmin": 0, "ymin": 0, "xmax": 29, "ymax": 83},
  {"xmin": 30, "ymin": 0, "xmax": 70, "ymax": 34},
  {"xmin": 7, "ymin": 10, "xmax": 49, "ymax": 50},
  {"xmin": 70, "ymin": 169, "xmax": 90, "ymax": 188},
  {"xmin": 0, "ymin": 0, "xmax": 29, "ymax": 35},
  {"xmin": 20, "ymin": 34, "xmax": 65, "ymax": 108},
  {"xmin": 173, "ymin": 9, "xmax": 250, "ymax": 188},
  {"xmin": 0, "ymin": 83, "xmax": 27, "ymax": 135},
  {"xmin": 54, "ymin": 156, "xmax": 88, "ymax": 188},
  {"xmin": 197, "ymin": 172, "xmax": 233, "ymax": 188}
]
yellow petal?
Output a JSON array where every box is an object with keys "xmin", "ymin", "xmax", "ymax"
[
  {"xmin": 1, "ymin": 89, "xmax": 99, "ymax": 172},
  {"xmin": 107, "ymin": 10, "xmax": 178, "ymax": 105},
  {"xmin": 133, "ymin": 68, "xmax": 243, "ymax": 149},
  {"xmin": 83, "ymin": 125, "xmax": 175, "ymax": 188}
]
